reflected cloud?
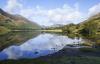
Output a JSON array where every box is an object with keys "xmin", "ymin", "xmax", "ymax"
[{"xmin": 0, "ymin": 33, "xmax": 83, "ymax": 60}]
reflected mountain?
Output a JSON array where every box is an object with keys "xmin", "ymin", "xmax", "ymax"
[{"xmin": 0, "ymin": 31, "xmax": 40, "ymax": 51}]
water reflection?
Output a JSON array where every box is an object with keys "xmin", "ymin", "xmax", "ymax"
[
  {"xmin": 0, "ymin": 32, "xmax": 84, "ymax": 60},
  {"xmin": 0, "ymin": 31, "xmax": 40, "ymax": 51}
]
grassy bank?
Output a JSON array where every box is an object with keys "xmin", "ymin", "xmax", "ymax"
[
  {"xmin": 0, "ymin": 56, "xmax": 100, "ymax": 64},
  {"xmin": 40, "ymin": 29, "xmax": 62, "ymax": 32}
]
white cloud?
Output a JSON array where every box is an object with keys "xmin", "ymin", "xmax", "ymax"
[
  {"xmin": 88, "ymin": 3, "xmax": 100, "ymax": 16},
  {"xmin": 4, "ymin": 0, "xmax": 22, "ymax": 13},
  {"xmin": 28, "ymin": 4, "xmax": 83, "ymax": 25},
  {"xmin": 4, "ymin": 0, "xmax": 84, "ymax": 26}
]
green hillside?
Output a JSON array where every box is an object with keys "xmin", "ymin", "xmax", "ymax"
[
  {"xmin": 0, "ymin": 9, "xmax": 41, "ymax": 35},
  {"xmin": 45, "ymin": 13, "xmax": 100, "ymax": 39},
  {"xmin": 79, "ymin": 13, "xmax": 100, "ymax": 35},
  {"xmin": 60, "ymin": 13, "xmax": 100, "ymax": 36}
]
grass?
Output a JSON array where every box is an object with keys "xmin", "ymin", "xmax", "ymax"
[
  {"xmin": 0, "ymin": 56, "xmax": 100, "ymax": 64},
  {"xmin": 40, "ymin": 29, "xmax": 62, "ymax": 32}
]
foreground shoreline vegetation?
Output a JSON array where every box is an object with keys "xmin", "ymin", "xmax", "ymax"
[{"xmin": 1, "ymin": 56, "xmax": 100, "ymax": 64}]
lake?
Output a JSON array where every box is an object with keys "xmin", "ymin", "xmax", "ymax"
[{"xmin": 0, "ymin": 31, "xmax": 100, "ymax": 61}]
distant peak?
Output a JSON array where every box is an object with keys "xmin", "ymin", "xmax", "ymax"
[
  {"xmin": 0, "ymin": 8, "xmax": 4, "ymax": 13},
  {"xmin": 0, "ymin": 8, "xmax": 7, "ymax": 15},
  {"xmin": 0, "ymin": 8, "xmax": 3, "ymax": 10}
]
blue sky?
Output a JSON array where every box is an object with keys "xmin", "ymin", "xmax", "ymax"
[{"xmin": 0, "ymin": 0, "xmax": 100, "ymax": 26}]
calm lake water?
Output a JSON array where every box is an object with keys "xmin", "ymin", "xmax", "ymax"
[{"xmin": 0, "ymin": 31, "xmax": 99, "ymax": 61}]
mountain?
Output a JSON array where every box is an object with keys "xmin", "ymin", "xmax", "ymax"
[
  {"xmin": 0, "ymin": 8, "xmax": 41, "ymax": 30},
  {"xmin": 63, "ymin": 13, "xmax": 100, "ymax": 37},
  {"xmin": 46, "ymin": 13, "xmax": 100, "ymax": 37},
  {"xmin": 80, "ymin": 13, "xmax": 100, "ymax": 37}
]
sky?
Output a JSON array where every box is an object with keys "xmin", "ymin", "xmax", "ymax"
[{"xmin": 0, "ymin": 0, "xmax": 100, "ymax": 26}]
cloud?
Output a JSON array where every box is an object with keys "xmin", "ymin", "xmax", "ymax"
[
  {"xmin": 4, "ymin": 0, "xmax": 22, "ymax": 13},
  {"xmin": 88, "ymin": 3, "xmax": 100, "ymax": 16},
  {"xmin": 25, "ymin": 4, "xmax": 83, "ymax": 26},
  {"xmin": 4, "ymin": 0, "xmax": 84, "ymax": 26}
]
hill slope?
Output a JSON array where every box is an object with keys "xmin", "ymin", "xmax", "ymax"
[
  {"xmin": 0, "ymin": 8, "xmax": 41, "ymax": 31},
  {"xmin": 78, "ymin": 13, "xmax": 100, "ymax": 35},
  {"xmin": 45, "ymin": 13, "xmax": 100, "ymax": 38}
]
